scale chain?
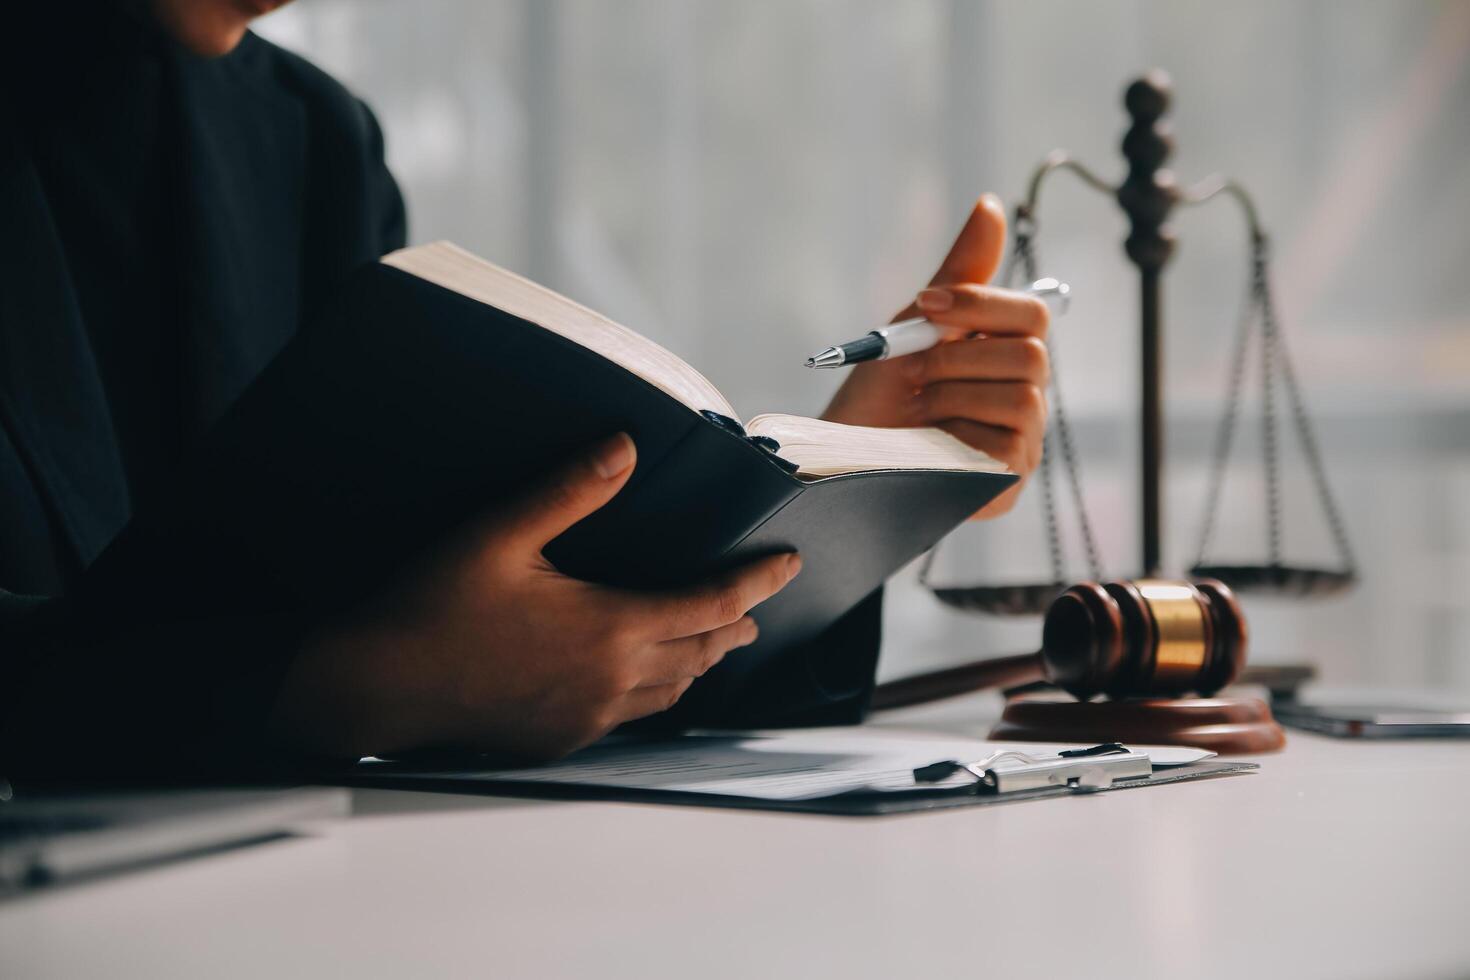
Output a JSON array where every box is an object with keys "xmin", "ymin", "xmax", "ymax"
[
  {"xmin": 1004, "ymin": 239, "xmax": 1067, "ymax": 587},
  {"xmin": 1256, "ymin": 241, "xmax": 1359, "ymax": 576},
  {"xmin": 1193, "ymin": 239, "xmax": 1258, "ymax": 568},
  {"xmin": 1259, "ymin": 243, "xmax": 1284, "ymax": 569},
  {"xmin": 1011, "ymin": 226, "xmax": 1104, "ymax": 582},
  {"xmin": 1194, "ymin": 233, "xmax": 1358, "ymax": 579},
  {"xmin": 917, "ymin": 221, "xmax": 1105, "ymax": 603}
]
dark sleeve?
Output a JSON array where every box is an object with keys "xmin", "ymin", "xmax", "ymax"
[
  {"xmin": 359, "ymin": 99, "xmax": 406, "ymax": 256},
  {"xmin": 263, "ymin": 30, "xmax": 406, "ymax": 265},
  {"xmin": 0, "ymin": 592, "xmax": 317, "ymax": 781},
  {"xmin": 0, "ymin": 87, "xmax": 406, "ymax": 783},
  {"xmin": 293, "ymin": 91, "xmax": 407, "ymax": 322}
]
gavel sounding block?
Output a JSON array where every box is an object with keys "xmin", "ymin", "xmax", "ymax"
[{"xmin": 991, "ymin": 695, "xmax": 1286, "ymax": 754}]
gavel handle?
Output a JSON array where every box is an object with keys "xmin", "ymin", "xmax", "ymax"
[{"xmin": 869, "ymin": 653, "xmax": 1046, "ymax": 711}]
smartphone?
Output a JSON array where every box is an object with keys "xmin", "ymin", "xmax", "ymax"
[{"xmin": 1273, "ymin": 700, "xmax": 1470, "ymax": 738}]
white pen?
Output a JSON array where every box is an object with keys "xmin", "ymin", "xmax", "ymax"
[{"xmin": 804, "ymin": 278, "xmax": 1071, "ymax": 369}]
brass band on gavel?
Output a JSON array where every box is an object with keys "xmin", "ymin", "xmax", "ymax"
[{"xmin": 1040, "ymin": 578, "xmax": 1247, "ymax": 700}]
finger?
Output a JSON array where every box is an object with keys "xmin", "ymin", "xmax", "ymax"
[
  {"xmin": 912, "ymin": 283, "xmax": 1049, "ymax": 338},
  {"xmin": 633, "ymin": 553, "xmax": 800, "ymax": 641},
  {"xmin": 617, "ymin": 678, "xmax": 696, "ymax": 724},
  {"xmin": 914, "ymin": 381, "xmax": 1048, "ymax": 435},
  {"xmin": 904, "ymin": 336, "xmax": 1049, "ymax": 387},
  {"xmin": 930, "ymin": 193, "xmax": 1008, "ymax": 287},
  {"xmin": 495, "ymin": 433, "xmax": 637, "ymax": 554},
  {"xmin": 639, "ymin": 617, "xmax": 759, "ymax": 687},
  {"xmin": 938, "ymin": 419, "xmax": 1042, "ymax": 475}
]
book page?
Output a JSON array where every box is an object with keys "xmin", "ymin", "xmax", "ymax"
[
  {"xmin": 386, "ymin": 243, "xmax": 1012, "ymax": 480},
  {"xmin": 745, "ymin": 414, "xmax": 1011, "ymax": 478},
  {"xmin": 385, "ymin": 242, "xmax": 738, "ymax": 421}
]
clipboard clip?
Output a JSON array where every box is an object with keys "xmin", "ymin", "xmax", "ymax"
[{"xmin": 912, "ymin": 743, "xmax": 1153, "ymax": 794}]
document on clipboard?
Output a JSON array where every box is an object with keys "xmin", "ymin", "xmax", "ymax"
[{"xmin": 351, "ymin": 728, "xmax": 1258, "ymax": 816}]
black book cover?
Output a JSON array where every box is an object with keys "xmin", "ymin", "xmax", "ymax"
[{"xmin": 80, "ymin": 262, "xmax": 1017, "ymax": 715}]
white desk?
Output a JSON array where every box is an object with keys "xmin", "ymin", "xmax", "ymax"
[{"xmin": 3, "ymin": 693, "xmax": 1469, "ymax": 980}]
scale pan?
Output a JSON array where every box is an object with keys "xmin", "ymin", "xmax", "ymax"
[
  {"xmin": 927, "ymin": 582, "xmax": 1065, "ymax": 617},
  {"xmin": 1188, "ymin": 564, "xmax": 1356, "ymax": 598}
]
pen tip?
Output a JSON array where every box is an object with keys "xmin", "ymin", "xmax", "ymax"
[{"xmin": 805, "ymin": 346, "xmax": 846, "ymax": 369}]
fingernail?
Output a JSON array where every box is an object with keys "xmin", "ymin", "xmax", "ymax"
[
  {"xmin": 785, "ymin": 554, "xmax": 803, "ymax": 581},
  {"xmin": 594, "ymin": 433, "xmax": 636, "ymax": 479},
  {"xmin": 916, "ymin": 288, "xmax": 953, "ymax": 313},
  {"xmin": 741, "ymin": 616, "xmax": 760, "ymax": 646}
]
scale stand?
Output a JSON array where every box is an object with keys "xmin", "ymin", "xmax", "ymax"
[
  {"xmin": 923, "ymin": 69, "xmax": 1355, "ymax": 608},
  {"xmin": 890, "ymin": 71, "xmax": 1358, "ymax": 752}
]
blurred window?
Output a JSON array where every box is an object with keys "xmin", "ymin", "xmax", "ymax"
[{"xmin": 258, "ymin": 0, "xmax": 1470, "ymax": 691}]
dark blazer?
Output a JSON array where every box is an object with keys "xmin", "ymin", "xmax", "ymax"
[{"xmin": 0, "ymin": 29, "xmax": 878, "ymax": 780}]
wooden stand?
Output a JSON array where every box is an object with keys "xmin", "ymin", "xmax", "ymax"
[{"xmin": 992, "ymin": 695, "xmax": 1285, "ymax": 754}]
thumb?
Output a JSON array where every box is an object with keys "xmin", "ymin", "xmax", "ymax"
[
  {"xmin": 929, "ymin": 193, "xmax": 1008, "ymax": 287},
  {"xmin": 498, "ymin": 433, "xmax": 637, "ymax": 555}
]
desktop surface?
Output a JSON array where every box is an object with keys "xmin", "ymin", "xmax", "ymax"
[{"xmin": 2, "ymin": 693, "xmax": 1467, "ymax": 980}]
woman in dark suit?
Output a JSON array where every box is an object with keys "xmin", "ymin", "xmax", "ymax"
[{"xmin": 0, "ymin": 0, "xmax": 1049, "ymax": 777}]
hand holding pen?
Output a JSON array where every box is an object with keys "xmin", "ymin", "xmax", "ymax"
[
  {"xmin": 805, "ymin": 278, "xmax": 1070, "ymax": 368},
  {"xmin": 816, "ymin": 195, "xmax": 1055, "ymax": 521}
]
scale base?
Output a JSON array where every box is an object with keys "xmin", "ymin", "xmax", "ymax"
[{"xmin": 992, "ymin": 695, "xmax": 1286, "ymax": 754}]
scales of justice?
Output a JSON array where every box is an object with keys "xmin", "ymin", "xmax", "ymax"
[{"xmin": 878, "ymin": 72, "xmax": 1357, "ymax": 753}]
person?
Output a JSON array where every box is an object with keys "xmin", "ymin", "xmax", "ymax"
[{"xmin": 0, "ymin": 0, "xmax": 1049, "ymax": 777}]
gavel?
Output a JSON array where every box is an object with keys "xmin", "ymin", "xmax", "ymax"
[{"xmin": 871, "ymin": 578, "xmax": 1248, "ymax": 710}]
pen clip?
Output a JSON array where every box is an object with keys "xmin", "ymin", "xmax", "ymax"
[{"xmin": 1057, "ymin": 742, "xmax": 1129, "ymax": 758}]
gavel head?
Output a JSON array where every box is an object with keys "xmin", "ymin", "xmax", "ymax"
[{"xmin": 1040, "ymin": 578, "xmax": 1247, "ymax": 701}]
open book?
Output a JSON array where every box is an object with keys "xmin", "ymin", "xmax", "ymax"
[
  {"xmin": 386, "ymin": 242, "xmax": 1008, "ymax": 479},
  {"xmin": 84, "ymin": 241, "xmax": 1018, "ymax": 728}
]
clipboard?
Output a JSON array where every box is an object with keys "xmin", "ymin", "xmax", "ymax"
[{"xmin": 345, "ymin": 733, "xmax": 1258, "ymax": 817}]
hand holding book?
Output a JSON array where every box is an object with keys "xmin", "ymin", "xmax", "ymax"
[
  {"xmin": 268, "ymin": 434, "xmax": 802, "ymax": 762},
  {"xmin": 90, "ymin": 220, "xmax": 1018, "ymax": 762}
]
